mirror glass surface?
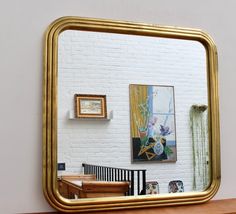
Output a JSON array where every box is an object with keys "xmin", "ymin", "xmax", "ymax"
[{"xmin": 57, "ymin": 29, "xmax": 210, "ymax": 199}]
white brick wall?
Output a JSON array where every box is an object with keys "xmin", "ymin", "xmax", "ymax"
[{"xmin": 57, "ymin": 30, "xmax": 207, "ymax": 194}]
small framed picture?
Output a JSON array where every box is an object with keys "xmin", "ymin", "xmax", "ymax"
[{"xmin": 74, "ymin": 94, "xmax": 107, "ymax": 118}]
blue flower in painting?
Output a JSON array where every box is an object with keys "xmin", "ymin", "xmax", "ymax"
[{"xmin": 160, "ymin": 125, "xmax": 172, "ymax": 136}]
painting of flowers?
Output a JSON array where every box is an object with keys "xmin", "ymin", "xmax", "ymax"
[{"xmin": 130, "ymin": 84, "xmax": 177, "ymax": 162}]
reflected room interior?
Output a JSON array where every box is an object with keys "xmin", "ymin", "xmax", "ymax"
[{"xmin": 57, "ymin": 30, "xmax": 210, "ymax": 200}]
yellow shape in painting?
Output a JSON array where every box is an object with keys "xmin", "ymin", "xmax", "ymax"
[
  {"xmin": 138, "ymin": 143, "xmax": 156, "ymax": 156},
  {"xmin": 145, "ymin": 152, "xmax": 156, "ymax": 160}
]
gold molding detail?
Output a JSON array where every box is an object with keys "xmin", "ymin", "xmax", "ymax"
[{"xmin": 43, "ymin": 16, "xmax": 220, "ymax": 213}]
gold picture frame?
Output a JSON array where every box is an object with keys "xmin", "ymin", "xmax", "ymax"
[
  {"xmin": 43, "ymin": 16, "xmax": 220, "ymax": 213},
  {"xmin": 75, "ymin": 94, "xmax": 107, "ymax": 118}
]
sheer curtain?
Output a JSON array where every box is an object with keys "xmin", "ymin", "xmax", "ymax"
[{"xmin": 190, "ymin": 105, "xmax": 210, "ymax": 191}]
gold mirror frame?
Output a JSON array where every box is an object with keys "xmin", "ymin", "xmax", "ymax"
[{"xmin": 43, "ymin": 16, "xmax": 220, "ymax": 213}]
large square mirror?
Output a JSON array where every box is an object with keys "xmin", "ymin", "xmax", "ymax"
[{"xmin": 43, "ymin": 16, "xmax": 220, "ymax": 213}]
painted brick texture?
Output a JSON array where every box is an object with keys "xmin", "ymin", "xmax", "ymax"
[{"xmin": 57, "ymin": 30, "xmax": 207, "ymax": 194}]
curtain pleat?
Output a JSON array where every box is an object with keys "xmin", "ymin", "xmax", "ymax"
[
  {"xmin": 130, "ymin": 85, "xmax": 148, "ymax": 138},
  {"xmin": 190, "ymin": 105, "xmax": 209, "ymax": 191}
]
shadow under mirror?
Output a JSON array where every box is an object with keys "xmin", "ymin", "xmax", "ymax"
[{"xmin": 57, "ymin": 29, "xmax": 210, "ymax": 200}]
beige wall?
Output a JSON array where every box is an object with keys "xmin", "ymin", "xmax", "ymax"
[{"xmin": 0, "ymin": 0, "xmax": 235, "ymax": 213}]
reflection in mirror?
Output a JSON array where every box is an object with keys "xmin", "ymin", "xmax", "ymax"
[{"xmin": 57, "ymin": 30, "xmax": 209, "ymax": 200}]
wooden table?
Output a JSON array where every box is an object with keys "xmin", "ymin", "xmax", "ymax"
[
  {"xmin": 58, "ymin": 174, "xmax": 96, "ymax": 198},
  {"xmin": 58, "ymin": 174, "xmax": 129, "ymax": 199},
  {"xmin": 36, "ymin": 198, "xmax": 236, "ymax": 214}
]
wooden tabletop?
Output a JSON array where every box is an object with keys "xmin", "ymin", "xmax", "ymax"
[
  {"xmin": 97, "ymin": 198, "xmax": 236, "ymax": 214},
  {"xmin": 33, "ymin": 198, "xmax": 236, "ymax": 214}
]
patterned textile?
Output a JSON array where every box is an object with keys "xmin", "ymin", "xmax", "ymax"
[{"xmin": 168, "ymin": 180, "xmax": 184, "ymax": 193}]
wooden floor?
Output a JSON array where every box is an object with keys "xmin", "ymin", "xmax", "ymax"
[{"xmin": 34, "ymin": 199, "xmax": 236, "ymax": 214}]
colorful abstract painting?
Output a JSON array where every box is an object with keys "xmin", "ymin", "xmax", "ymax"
[{"xmin": 130, "ymin": 84, "xmax": 177, "ymax": 162}]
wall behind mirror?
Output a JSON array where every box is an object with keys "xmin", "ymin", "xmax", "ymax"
[{"xmin": 57, "ymin": 29, "xmax": 209, "ymax": 197}]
